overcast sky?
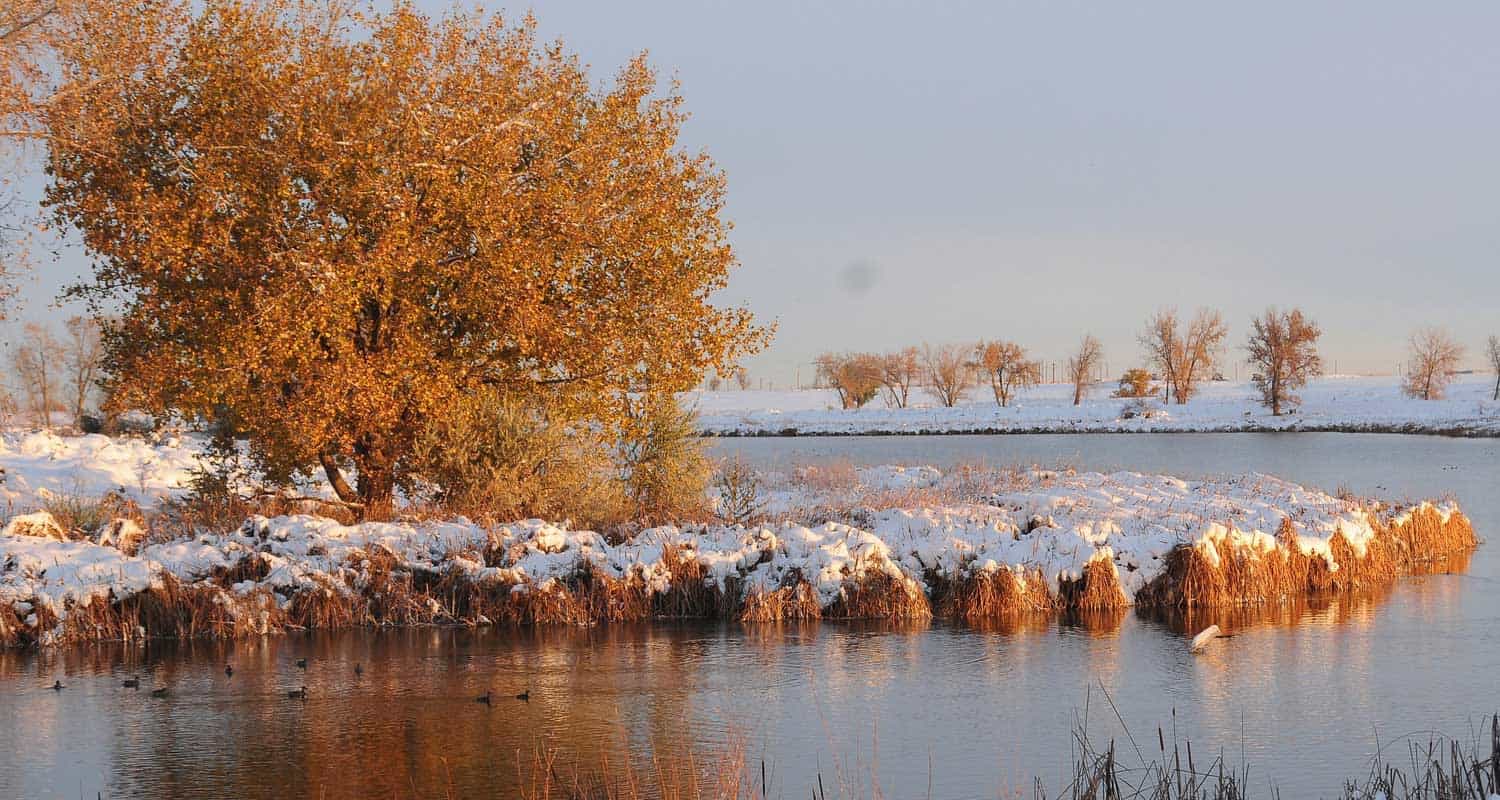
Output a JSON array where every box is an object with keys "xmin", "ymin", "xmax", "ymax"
[{"xmin": 8, "ymin": 1, "xmax": 1499, "ymax": 386}]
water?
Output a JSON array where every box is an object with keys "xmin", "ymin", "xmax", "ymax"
[{"xmin": 3, "ymin": 434, "xmax": 1497, "ymax": 799}]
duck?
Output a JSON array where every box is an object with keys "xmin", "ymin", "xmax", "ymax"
[
  {"xmin": 150, "ymin": 687, "xmax": 168, "ymax": 698},
  {"xmin": 122, "ymin": 676, "xmax": 140, "ymax": 689},
  {"xmin": 224, "ymin": 664, "xmax": 234, "ymax": 678},
  {"xmin": 475, "ymin": 691, "xmax": 492, "ymax": 705},
  {"xmin": 288, "ymin": 686, "xmax": 307, "ymax": 700},
  {"xmin": 515, "ymin": 689, "xmax": 530, "ymax": 702},
  {"xmin": 51, "ymin": 680, "xmax": 64, "ymax": 691},
  {"xmin": 295, "ymin": 658, "xmax": 308, "ymax": 670}
]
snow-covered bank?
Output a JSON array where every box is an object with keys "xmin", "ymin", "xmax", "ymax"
[
  {"xmin": 689, "ymin": 374, "xmax": 1500, "ymax": 436},
  {"xmin": 0, "ymin": 430, "xmax": 335, "ymax": 511},
  {"xmin": 0, "ymin": 466, "xmax": 1474, "ymax": 646}
]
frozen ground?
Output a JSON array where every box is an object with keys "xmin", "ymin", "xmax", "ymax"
[{"xmin": 688, "ymin": 374, "xmax": 1500, "ymax": 436}]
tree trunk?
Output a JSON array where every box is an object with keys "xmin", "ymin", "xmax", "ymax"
[
  {"xmin": 1492, "ymin": 373, "xmax": 1498, "ymax": 401},
  {"xmin": 353, "ymin": 434, "xmax": 397, "ymax": 520},
  {"xmin": 319, "ymin": 449, "xmax": 358, "ymax": 504}
]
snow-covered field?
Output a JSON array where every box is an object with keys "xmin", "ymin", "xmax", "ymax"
[
  {"xmin": 0, "ymin": 430, "xmax": 332, "ymax": 511},
  {"xmin": 0, "ymin": 456, "xmax": 1471, "ymax": 645},
  {"xmin": 689, "ymin": 374, "xmax": 1500, "ymax": 436}
]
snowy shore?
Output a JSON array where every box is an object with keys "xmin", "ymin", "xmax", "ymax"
[
  {"xmin": 690, "ymin": 374, "xmax": 1500, "ymax": 436},
  {"xmin": 0, "ymin": 454, "xmax": 1475, "ymax": 646}
]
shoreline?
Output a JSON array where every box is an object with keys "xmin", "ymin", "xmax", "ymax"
[
  {"xmin": 702, "ymin": 421, "xmax": 1500, "ymax": 438},
  {"xmin": 0, "ymin": 468, "xmax": 1477, "ymax": 648}
]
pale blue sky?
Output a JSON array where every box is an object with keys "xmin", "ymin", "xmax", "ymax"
[{"xmin": 7, "ymin": 1, "xmax": 1499, "ymax": 385}]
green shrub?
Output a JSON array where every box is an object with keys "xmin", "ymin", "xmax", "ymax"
[
  {"xmin": 618, "ymin": 393, "xmax": 712, "ymax": 525},
  {"xmin": 411, "ymin": 389, "xmax": 627, "ymax": 528}
]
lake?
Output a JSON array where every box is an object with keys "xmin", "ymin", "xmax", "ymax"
[{"xmin": 2, "ymin": 434, "xmax": 1496, "ymax": 798}]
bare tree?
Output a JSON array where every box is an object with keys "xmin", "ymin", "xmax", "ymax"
[
  {"xmin": 815, "ymin": 352, "xmax": 882, "ymax": 409},
  {"xmin": 63, "ymin": 314, "xmax": 103, "ymax": 421},
  {"xmin": 922, "ymin": 343, "xmax": 972, "ymax": 407},
  {"xmin": 1403, "ymin": 328, "xmax": 1465, "ymax": 401},
  {"xmin": 734, "ymin": 367, "xmax": 751, "ymax": 391},
  {"xmin": 974, "ymin": 340, "xmax": 1040, "ymax": 407},
  {"xmin": 1066, "ymin": 334, "xmax": 1104, "ymax": 405},
  {"xmin": 1488, "ymin": 335, "xmax": 1500, "ymax": 401},
  {"xmin": 1244, "ymin": 308, "xmax": 1322, "ymax": 415},
  {"xmin": 707, "ymin": 373, "xmax": 722, "ymax": 391},
  {"xmin": 12, "ymin": 321, "xmax": 64, "ymax": 426},
  {"xmin": 877, "ymin": 346, "xmax": 920, "ymax": 408},
  {"xmin": 1139, "ymin": 307, "xmax": 1228, "ymax": 404}
]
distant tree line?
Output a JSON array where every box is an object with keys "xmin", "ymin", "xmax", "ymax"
[{"xmin": 810, "ymin": 308, "xmax": 1492, "ymax": 414}]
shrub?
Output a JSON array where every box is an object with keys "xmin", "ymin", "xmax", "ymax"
[
  {"xmin": 714, "ymin": 456, "xmax": 765, "ymax": 525},
  {"xmin": 618, "ymin": 393, "xmax": 713, "ymax": 526},
  {"xmin": 1113, "ymin": 368, "xmax": 1155, "ymax": 398},
  {"xmin": 411, "ymin": 388, "xmax": 626, "ymax": 528}
]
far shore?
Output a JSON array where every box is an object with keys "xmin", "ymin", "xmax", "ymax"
[{"xmin": 689, "ymin": 374, "xmax": 1500, "ymax": 438}]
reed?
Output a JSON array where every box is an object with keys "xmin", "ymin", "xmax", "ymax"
[
  {"xmin": 936, "ymin": 567, "xmax": 1057, "ymax": 620},
  {"xmin": 738, "ymin": 576, "xmax": 821, "ymax": 623},
  {"xmin": 515, "ymin": 714, "xmax": 1500, "ymax": 800},
  {"xmin": 823, "ymin": 571, "xmax": 933, "ymax": 620},
  {"xmin": 1137, "ymin": 504, "xmax": 1477, "ymax": 609},
  {"xmin": 1058, "ymin": 554, "xmax": 1130, "ymax": 611}
]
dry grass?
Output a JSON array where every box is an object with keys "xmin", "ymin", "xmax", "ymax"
[
  {"xmin": 1058, "ymin": 555, "xmax": 1130, "ymax": 611},
  {"xmin": 791, "ymin": 460, "xmax": 860, "ymax": 492},
  {"xmin": 653, "ymin": 545, "xmax": 734, "ymax": 619},
  {"xmin": 937, "ymin": 567, "xmax": 1057, "ymax": 621},
  {"xmin": 1137, "ymin": 505, "xmax": 1478, "ymax": 609},
  {"xmin": 824, "ymin": 571, "xmax": 932, "ymax": 620},
  {"xmin": 738, "ymin": 576, "xmax": 822, "ymax": 623}
]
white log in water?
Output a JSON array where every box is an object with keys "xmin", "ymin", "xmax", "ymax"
[{"xmin": 1190, "ymin": 624, "xmax": 1222, "ymax": 653}]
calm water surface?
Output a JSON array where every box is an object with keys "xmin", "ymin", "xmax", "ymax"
[{"xmin": 2, "ymin": 434, "xmax": 1497, "ymax": 799}]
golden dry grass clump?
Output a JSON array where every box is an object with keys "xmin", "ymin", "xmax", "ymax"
[
  {"xmin": 824, "ymin": 572, "xmax": 933, "ymax": 620},
  {"xmin": 1137, "ymin": 504, "xmax": 1476, "ymax": 609},
  {"xmin": 936, "ymin": 567, "xmax": 1057, "ymax": 621},
  {"xmin": 1057, "ymin": 555, "xmax": 1130, "ymax": 611}
]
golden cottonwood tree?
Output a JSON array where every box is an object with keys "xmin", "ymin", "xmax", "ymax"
[
  {"xmin": 974, "ymin": 340, "xmax": 1040, "ymax": 408},
  {"xmin": 43, "ymin": 2, "xmax": 766, "ymax": 514}
]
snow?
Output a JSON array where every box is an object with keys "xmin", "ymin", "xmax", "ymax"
[
  {"xmin": 0, "ymin": 430, "xmax": 335, "ymax": 510},
  {"xmin": 0, "ymin": 465, "xmax": 1456, "ymax": 641},
  {"xmin": 0, "ymin": 431, "xmax": 210, "ymax": 507},
  {"xmin": 687, "ymin": 374, "xmax": 1500, "ymax": 436}
]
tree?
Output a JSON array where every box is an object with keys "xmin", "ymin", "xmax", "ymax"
[
  {"xmin": 877, "ymin": 346, "xmax": 919, "ymax": 409},
  {"xmin": 1403, "ymin": 328, "xmax": 1464, "ymax": 401},
  {"xmin": 922, "ymin": 343, "xmax": 972, "ymax": 407},
  {"xmin": 1244, "ymin": 308, "xmax": 1322, "ymax": 415},
  {"xmin": 11, "ymin": 321, "xmax": 63, "ymax": 426},
  {"xmin": 62, "ymin": 314, "xmax": 103, "ymax": 422},
  {"xmin": 974, "ymin": 340, "xmax": 1040, "ymax": 407},
  {"xmin": 1487, "ymin": 335, "xmax": 1500, "ymax": 402},
  {"xmin": 1065, "ymin": 335, "xmax": 1103, "ymax": 405},
  {"xmin": 815, "ymin": 352, "xmax": 881, "ymax": 409},
  {"xmin": 1113, "ymin": 368, "xmax": 1155, "ymax": 398},
  {"xmin": 1139, "ymin": 308, "xmax": 1228, "ymax": 404},
  {"xmin": 43, "ymin": 3, "xmax": 767, "ymax": 516},
  {"xmin": 2, "ymin": 0, "xmax": 95, "ymax": 319},
  {"xmin": 734, "ymin": 367, "xmax": 751, "ymax": 391}
]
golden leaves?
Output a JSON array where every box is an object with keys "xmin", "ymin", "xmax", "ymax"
[{"xmin": 45, "ymin": 1, "xmax": 768, "ymax": 501}]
